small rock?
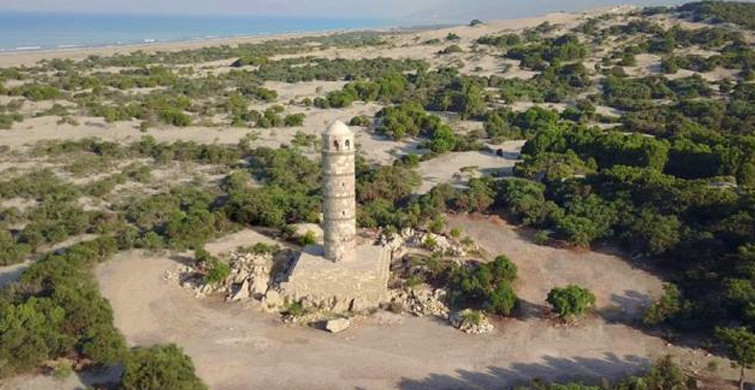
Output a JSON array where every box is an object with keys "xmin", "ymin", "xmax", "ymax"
[
  {"xmin": 325, "ymin": 318, "xmax": 351, "ymax": 333},
  {"xmin": 229, "ymin": 280, "xmax": 250, "ymax": 301},
  {"xmin": 250, "ymin": 275, "xmax": 269, "ymax": 298},
  {"xmin": 262, "ymin": 290, "xmax": 283, "ymax": 309}
]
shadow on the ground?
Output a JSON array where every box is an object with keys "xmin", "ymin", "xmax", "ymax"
[
  {"xmin": 517, "ymin": 299, "xmax": 549, "ymax": 320},
  {"xmin": 396, "ymin": 353, "xmax": 650, "ymax": 390},
  {"xmin": 600, "ymin": 290, "xmax": 653, "ymax": 324},
  {"xmin": 169, "ymin": 253, "xmax": 195, "ymax": 266},
  {"xmin": 75, "ymin": 364, "xmax": 123, "ymax": 390}
]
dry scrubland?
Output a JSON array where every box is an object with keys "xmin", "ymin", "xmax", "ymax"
[{"xmin": 2, "ymin": 2, "xmax": 755, "ymax": 390}]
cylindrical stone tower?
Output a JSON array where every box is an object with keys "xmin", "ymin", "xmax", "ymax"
[{"xmin": 322, "ymin": 120, "xmax": 356, "ymax": 262}]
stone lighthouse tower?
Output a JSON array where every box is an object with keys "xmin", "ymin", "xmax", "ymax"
[{"xmin": 322, "ymin": 120, "xmax": 356, "ymax": 262}]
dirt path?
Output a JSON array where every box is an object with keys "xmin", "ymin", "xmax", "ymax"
[{"xmin": 90, "ymin": 222, "xmax": 697, "ymax": 390}]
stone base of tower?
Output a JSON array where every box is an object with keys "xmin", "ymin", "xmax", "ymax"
[{"xmin": 279, "ymin": 243, "xmax": 391, "ymax": 313}]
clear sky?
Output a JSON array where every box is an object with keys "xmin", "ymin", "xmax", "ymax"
[{"xmin": 0, "ymin": 0, "xmax": 725, "ymax": 23}]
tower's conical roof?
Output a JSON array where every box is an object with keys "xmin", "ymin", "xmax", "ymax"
[{"xmin": 323, "ymin": 120, "xmax": 352, "ymax": 135}]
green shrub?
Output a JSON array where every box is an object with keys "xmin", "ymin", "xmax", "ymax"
[
  {"xmin": 299, "ymin": 230, "xmax": 317, "ymax": 246},
  {"xmin": 285, "ymin": 302, "xmax": 306, "ymax": 317},
  {"xmin": 349, "ymin": 115, "xmax": 372, "ymax": 127},
  {"xmin": 534, "ymin": 230, "xmax": 550, "ymax": 245},
  {"xmin": 159, "ymin": 109, "xmax": 192, "ymax": 127},
  {"xmin": 439, "ymin": 45, "xmax": 463, "ymax": 55},
  {"xmin": 485, "ymin": 283, "xmax": 517, "ymax": 316},
  {"xmin": 448, "ymin": 255, "xmax": 519, "ymax": 316},
  {"xmin": 121, "ymin": 344, "xmax": 207, "ymax": 390},
  {"xmin": 284, "ymin": 113, "xmax": 305, "ymax": 127},
  {"xmin": 0, "ymin": 237, "xmax": 127, "ymax": 379},
  {"xmin": 194, "ymin": 248, "xmax": 229, "ymax": 286},
  {"xmin": 546, "ymin": 285, "xmax": 596, "ymax": 320}
]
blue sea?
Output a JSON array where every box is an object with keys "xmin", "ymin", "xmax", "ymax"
[{"xmin": 0, "ymin": 12, "xmax": 392, "ymax": 52}]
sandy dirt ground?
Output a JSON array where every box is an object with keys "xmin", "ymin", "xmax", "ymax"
[
  {"xmin": 448, "ymin": 215, "xmax": 664, "ymax": 320},
  {"xmin": 0, "ymin": 103, "xmax": 412, "ymax": 164},
  {"xmin": 415, "ymin": 141, "xmax": 524, "ymax": 194},
  {"xmin": 81, "ymin": 220, "xmax": 728, "ymax": 390}
]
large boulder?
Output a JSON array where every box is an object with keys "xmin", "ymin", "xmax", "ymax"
[{"xmin": 325, "ymin": 318, "xmax": 351, "ymax": 333}]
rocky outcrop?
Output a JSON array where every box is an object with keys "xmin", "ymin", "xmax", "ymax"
[
  {"xmin": 226, "ymin": 251, "xmax": 273, "ymax": 300},
  {"xmin": 389, "ymin": 287, "xmax": 450, "ymax": 319},
  {"xmin": 381, "ymin": 228, "xmax": 475, "ymax": 257},
  {"xmin": 450, "ymin": 309, "xmax": 494, "ymax": 334},
  {"xmin": 176, "ymin": 250, "xmax": 276, "ymax": 302}
]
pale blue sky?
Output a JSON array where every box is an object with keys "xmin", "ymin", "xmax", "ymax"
[{"xmin": 0, "ymin": 0, "xmax": 733, "ymax": 23}]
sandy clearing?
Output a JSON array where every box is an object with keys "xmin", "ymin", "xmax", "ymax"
[
  {"xmin": 415, "ymin": 141, "xmax": 524, "ymax": 194},
  {"xmin": 448, "ymin": 215, "xmax": 664, "ymax": 320},
  {"xmin": 96, "ymin": 229, "xmax": 680, "ymax": 390}
]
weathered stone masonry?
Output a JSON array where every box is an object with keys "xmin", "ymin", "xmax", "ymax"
[{"xmin": 322, "ymin": 120, "xmax": 356, "ymax": 262}]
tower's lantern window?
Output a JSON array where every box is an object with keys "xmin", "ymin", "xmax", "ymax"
[{"xmin": 333, "ymin": 140, "xmax": 340, "ymax": 151}]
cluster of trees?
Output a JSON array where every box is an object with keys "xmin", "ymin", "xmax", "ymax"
[
  {"xmin": 600, "ymin": 74, "xmax": 713, "ymax": 110},
  {"xmin": 224, "ymin": 147, "xmax": 321, "ymax": 230},
  {"xmin": 521, "ymin": 355, "xmax": 695, "ymax": 390},
  {"xmin": 43, "ymin": 32, "xmax": 384, "ymax": 69},
  {"xmin": 448, "ymin": 255, "xmax": 519, "ymax": 316},
  {"xmin": 477, "ymin": 33, "xmax": 522, "ymax": 48},
  {"xmin": 426, "ymin": 123, "xmax": 755, "ymax": 344},
  {"xmin": 6, "ymin": 84, "xmax": 62, "ymax": 101},
  {"xmin": 226, "ymin": 99, "xmax": 305, "ymax": 128},
  {"xmin": 254, "ymin": 57, "xmax": 426, "ymax": 83},
  {"xmin": 679, "ymin": 1, "xmax": 755, "ymax": 29},
  {"xmin": 375, "ymin": 103, "xmax": 476, "ymax": 153},
  {"xmin": 426, "ymin": 76, "xmax": 487, "ymax": 119},
  {"xmin": 484, "ymin": 106, "xmax": 560, "ymax": 140},
  {"xmin": 506, "ymin": 34, "xmax": 588, "ymax": 70},
  {"xmin": 121, "ymin": 344, "xmax": 207, "ymax": 390},
  {"xmin": 663, "ymin": 43, "xmax": 754, "ymax": 77},
  {"xmin": 314, "ymin": 72, "xmax": 407, "ymax": 108},
  {"xmin": 0, "ymin": 235, "xmax": 208, "ymax": 388},
  {"xmin": 0, "ymin": 237, "xmax": 127, "ymax": 378}
]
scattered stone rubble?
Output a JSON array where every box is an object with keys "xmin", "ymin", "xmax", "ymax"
[
  {"xmin": 380, "ymin": 227, "xmax": 475, "ymax": 258},
  {"xmin": 226, "ymin": 251, "xmax": 273, "ymax": 301},
  {"xmin": 168, "ymin": 228, "xmax": 493, "ymax": 334},
  {"xmin": 176, "ymin": 250, "xmax": 277, "ymax": 302},
  {"xmin": 389, "ymin": 287, "xmax": 450, "ymax": 319},
  {"xmin": 450, "ymin": 309, "xmax": 494, "ymax": 334}
]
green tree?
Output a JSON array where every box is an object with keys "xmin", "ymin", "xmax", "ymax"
[
  {"xmin": 644, "ymin": 283, "xmax": 686, "ymax": 326},
  {"xmin": 716, "ymin": 327, "xmax": 755, "ymax": 390},
  {"xmin": 546, "ymin": 285, "xmax": 596, "ymax": 321}
]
